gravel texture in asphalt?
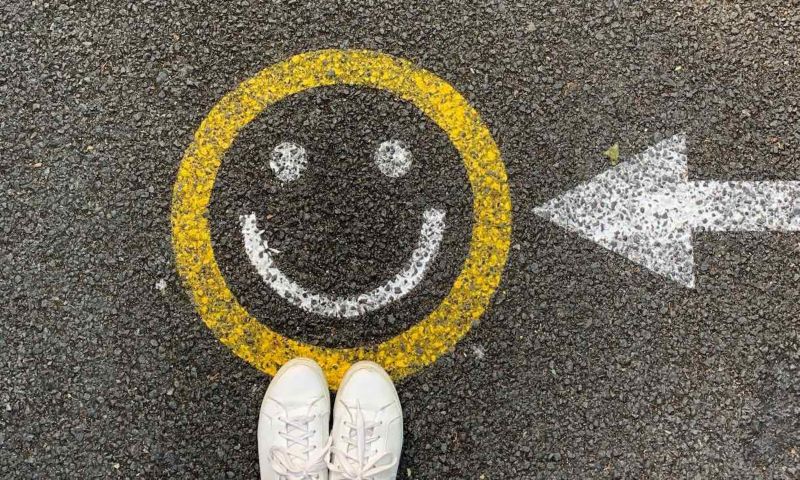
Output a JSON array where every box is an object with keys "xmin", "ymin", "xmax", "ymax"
[{"xmin": 2, "ymin": 1, "xmax": 799, "ymax": 478}]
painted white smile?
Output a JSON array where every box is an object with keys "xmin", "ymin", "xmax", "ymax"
[
  {"xmin": 238, "ymin": 139, "xmax": 447, "ymax": 318},
  {"xmin": 241, "ymin": 208, "xmax": 445, "ymax": 318}
]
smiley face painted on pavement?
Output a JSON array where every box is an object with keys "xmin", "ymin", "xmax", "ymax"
[
  {"xmin": 172, "ymin": 50, "xmax": 511, "ymax": 388},
  {"xmin": 229, "ymin": 88, "xmax": 460, "ymax": 324},
  {"xmin": 241, "ymin": 138, "xmax": 447, "ymax": 319},
  {"xmin": 214, "ymin": 86, "xmax": 472, "ymax": 346}
]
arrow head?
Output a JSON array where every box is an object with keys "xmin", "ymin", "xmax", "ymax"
[{"xmin": 535, "ymin": 134, "xmax": 697, "ymax": 287}]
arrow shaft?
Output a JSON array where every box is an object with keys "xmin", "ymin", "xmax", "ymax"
[{"xmin": 685, "ymin": 181, "xmax": 800, "ymax": 232}]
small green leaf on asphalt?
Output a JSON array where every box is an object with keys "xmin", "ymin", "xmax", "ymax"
[{"xmin": 604, "ymin": 143, "xmax": 620, "ymax": 165}]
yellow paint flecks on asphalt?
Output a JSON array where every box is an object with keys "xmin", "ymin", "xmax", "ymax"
[
  {"xmin": 604, "ymin": 143, "xmax": 620, "ymax": 165},
  {"xmin": 171, "ymin": 49, "xmax": 512, "ymax": 389}
]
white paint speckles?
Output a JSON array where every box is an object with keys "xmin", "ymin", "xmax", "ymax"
[
  {"xmin": 155, "ymin": 278, "xmax": 167, "ymax": 293},
  {"xmin": 471, "ymin": 345, "xmax": 486, "ymax": 360},
  {"xmin": 535, "ymin": 134, "xmax": 800, "ymax": 288},
  {"xmin": 374, "ymin": 139, "xmax": 412, "ymax": 178},
  {"xmin": 241, "ymin": 208, "xmax": 446, "ymax": 317},
  {"xmin": 270, "ymin": 142, "xmax": 307, "ymax": 182}
]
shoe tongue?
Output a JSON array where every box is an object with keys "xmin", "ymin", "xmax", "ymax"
[
  {"xmin": 285, "ymin": 404, "xmax": 314, "ymax": 418},
  {"xmin": 347, "ymin": 401, "xmax": 382, "ymax": 423},
  {"xmin": 276, "ymin": 392, "xmax": 322, "ymax": 414}
]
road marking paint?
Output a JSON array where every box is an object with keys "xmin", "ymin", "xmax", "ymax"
[
  {"xmin": 240, "ymin": 208, "xmax": 446, "ymax": 318},
  {"xmin": 171, "ymin": 49, "xmax": 512, "ymax": 388},
  {"xmin": 256, "ymin": 137, "xmax": 427, "ymax": 313},
  {"xmin": 269, "ymin": 141, "xmax": 307, "ymax": 182},
  {"xmin": 535, "ymin": 134, "xmax": 800, "ymax": 288},
  {"xmin": 374, "ymin": 139, "xmax": 412, "ymax": 178}
]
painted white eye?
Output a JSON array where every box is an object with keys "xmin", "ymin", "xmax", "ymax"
[
  {"xmin": 374, "ymin": 139, "xmax": 412, "ymax": 178},
  {"xmin": 270, "ymin": 141, "xmax": 307, "ymax": 182}
]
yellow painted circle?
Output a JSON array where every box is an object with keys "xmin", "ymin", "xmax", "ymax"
[{"xmin": 171, "ymin": 49, "xmax": 511, "ymax": 389}]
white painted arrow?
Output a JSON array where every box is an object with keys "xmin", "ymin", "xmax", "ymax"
[{"xmin": 534, "ymin": 134, "xmax": 800, "ymax": 288}]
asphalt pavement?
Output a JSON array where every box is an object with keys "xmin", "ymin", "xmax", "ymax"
[{"xmin": 2, "ymin": 1, "xmax": 799, "ymax": 478}]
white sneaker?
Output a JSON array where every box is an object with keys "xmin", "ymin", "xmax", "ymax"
[
  {"xmin": 258, "ymin": 358, "xmax": 331, "ymax": 480},
  {"xmin": 328, "ymin": 361, "xmax": 403, "ymax": 480}
]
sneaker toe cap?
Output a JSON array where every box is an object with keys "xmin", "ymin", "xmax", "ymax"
[
  {"xmin": 337, "ymin": 363, "xmax": 400, "ymax": 411},
  {"xmin": 265, "ymin": 359, "xmax": 329, "ymax": 407}
]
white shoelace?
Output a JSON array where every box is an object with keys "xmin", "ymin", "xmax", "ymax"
[
  {"xmin": 327, "ymin": 403, "xmax": 396, "ymax": 480},
  {"xmin": 270, "ymin": 408, "xmax": 331, "ymax": 480}
]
